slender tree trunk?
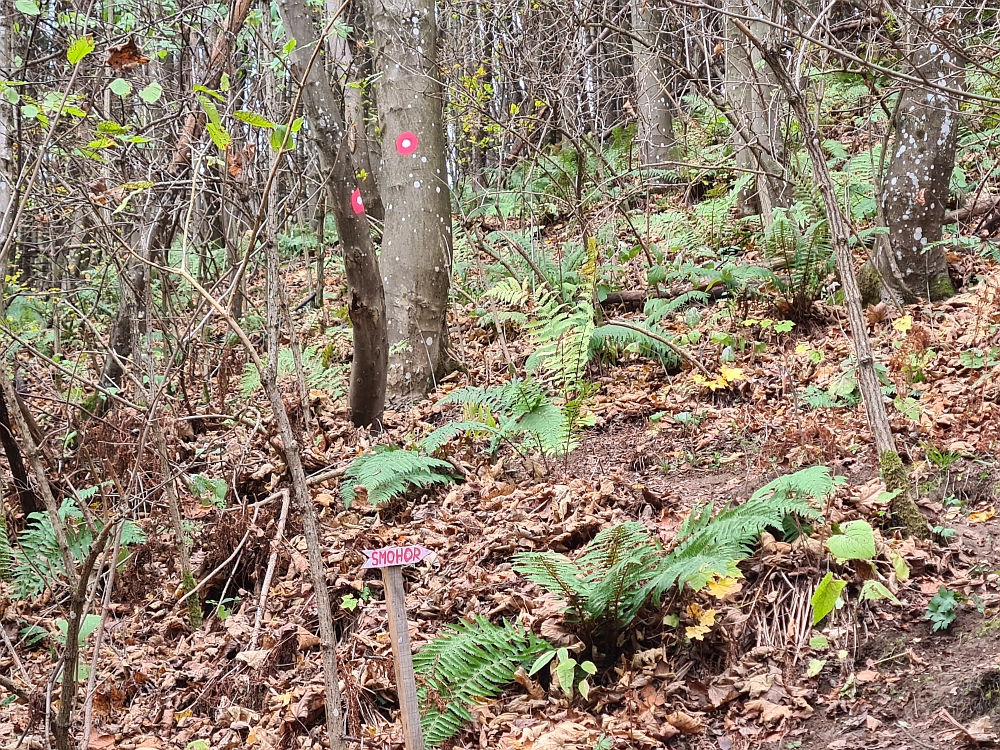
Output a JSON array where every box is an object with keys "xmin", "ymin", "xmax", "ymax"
[
  {"xmin": 276, "ymin": 0, "xmax": 388, "ymax": 427},
  {"xmin": 367, "ymin": 0, "xmax": 454, "ymax": 399},
  {"xmin": 740, "ymin": 20, "xmax": 928, "ymax": 537},
  {"xmin": 875, "ymin": 1, "xmax": 959, "ymax": 302}
]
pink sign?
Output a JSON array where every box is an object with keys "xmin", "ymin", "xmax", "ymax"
[
  {"xmin": 362, "ymin": 545, "xmax": 433, "ymax": 569},
  {"xmin": 395, "ymin": 132, "xmax": 419, "ymax": 155},
  {"xmin": 351, "ymin": 188, "xmax": 365, "ymax": 214}
]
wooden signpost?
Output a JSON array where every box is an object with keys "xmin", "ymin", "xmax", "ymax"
[{"xmin": 362, "ymin": 545, "xmax": 433, "ymax": 750}]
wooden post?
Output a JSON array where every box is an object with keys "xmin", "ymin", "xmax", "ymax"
[
  {"xmin": 362, "ymin": 545, "xmax": 432, "ymax": 750},
  {"xmin": 382, "ymin": 565, "xmax": 425, "ymax": 750}
]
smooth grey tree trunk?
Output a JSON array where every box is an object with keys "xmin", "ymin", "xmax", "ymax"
[
  {"xmin": 876, "ymin": 3, "xmax": 959, "ymax": 302},
  {"xmin": 367, "ymin": 0, "xmax": 454, "ymax": 399},
  {"xmin": 631, "ymin": 0, "xmax": 676, "ymax": 171},
  {"xmin": 276, "ymin": 0, "xmax": 388, "ymax": 427},
  {"xmin": 726, "ymin": 0, "xmax": 793, "ymax": 221}
]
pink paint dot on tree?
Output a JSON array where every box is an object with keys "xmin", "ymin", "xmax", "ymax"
[
  {"xmin": 396, "ymin": 132, "xmax": 419, "ymax": 155},
  {"xmin": 352, "ymin": 188, "xmax": 365, "ymax": 214}
]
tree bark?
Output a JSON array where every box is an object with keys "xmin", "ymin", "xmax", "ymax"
[
  {"xmin": 367, "ymin": 0, "xmax": 454, "ymax": 400},
  {"xmin": 631, "ymin": 0, "xmax": 676, "ymax": 171},
  {"xmin": 726, "ymin": 0, "xmax": 793, "ymax": 221},
  {"xmin": 875, "ymin": 2, "xmax": 959, "ymax": 302},
  {"xmin": 276, "ymin": 0, "xmax": 388, "ymax": 428}
]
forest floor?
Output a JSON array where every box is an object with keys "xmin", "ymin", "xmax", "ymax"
[{"xmin": 4, "ymin": 246, "xmax": 1000, "ymax": 750}]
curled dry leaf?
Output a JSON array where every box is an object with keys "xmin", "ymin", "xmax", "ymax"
[
  {"xmin": 106, "ymin": 39, "xmax": 149, "ymax": 70},
  {"xmin": 513, "ymin": 666, "xmax": 545, "ymax": 700},
  {"xmin": 664, "ymin": 711, "xmax": 704, "ymax": 734},
  {"xmin": 744, "ymin": 699, "xmax": 792, "ymax": 724}
]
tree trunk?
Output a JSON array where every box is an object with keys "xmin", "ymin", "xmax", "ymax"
[
  {"xmin": 739, "ymin": 19, "xmax": 928, "ymax": 538},
  {"xmin": 367, "ymin": 0, "xmax": 454, "ymax": 399},
  {"xmin": 276, "ymin": 0, "xmax": 388, "ymax": 427},
  {"xmin": 726, "ymin": 0, "xmax": 793, "ymax": 220},
  {"xmin": 875, "ymin": 2, "xmax": 959, "ymax": 302},
  {"xmin": 631, "ymin": 0, "xmax": 676, "ymax": 170}
]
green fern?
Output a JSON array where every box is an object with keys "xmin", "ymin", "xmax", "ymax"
[
  {"xmin": 763, "ymin": 205, "xmax": 835, "ymax": 318},
  {"xmin": 7, "ymin": 497, "xmax": 146, "ymax": 600},
  {"xmin": 439, "ymin": 377, "xmax": 576, "ymax": 456},
  {"xmin": 414, "ymin": 616, "xmax": 553, "ymax": 746},
  {"xmin": 240, "ymin": 346, "xmax": 346, "ymax": 399},
  {"xmin": 340, "ymin": 446, "xmax": 458, "ymax": 508},
  {"xmin": 515, "ymin": 468, "xmax": 830, "ymax": 639}
]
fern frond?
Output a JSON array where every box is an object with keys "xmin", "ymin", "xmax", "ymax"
[
  {"xmin": 341, "ymin": 447, "xmax": 458, "ymax": 507},
  {"xmin": 750, "ymin": 464, "xmax": 834, "ymax": 504},
  {"xmin": 511, "ymin": 552, "xmax": 593, "ymax": 618},
  {"xmin": 414, "ymin": 616, "xmax": 553, "ymax": 746},
  {"xmin": 578, "ymin": 522, "xmax": 655, "ymax": 575},
  {"xmin": 419, "ymin": 421, "xmax": 499, "ymax": 454},
  {"xmin": 591, "ymin": 322, "xmax": 681, "ymax": 367}
]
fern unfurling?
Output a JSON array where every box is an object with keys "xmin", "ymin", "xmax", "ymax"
[
  {"xmin": 340, "ymin": 447, "xmax": 458, "ymax": 508},
  {"xmin": 414, "ymin": 616, "xmax": 552, "ymax": 746}
]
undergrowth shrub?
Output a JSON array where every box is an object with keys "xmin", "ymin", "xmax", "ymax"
[
  {"xmin": 430, "ymin": 377, "xmax": 577, "ymax": 456},
  {"xmin": 1, "ymin": 494, "xmax": 146, "ymax": 599},
  {"xmin": 240, "ymin": 345, "xmax": 345, "ymax": 399},
  {"xmin": 762, "ymin": 204, "xmax": 835, "ymax": 319}
]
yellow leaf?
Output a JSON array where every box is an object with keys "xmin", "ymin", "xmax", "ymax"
[
  {"xmin": 685, "ymin": 623, "xmax": 712, "ymax": 640},
  {"xmin": 893, "ymin": 315, "xmax": 913, "ymax": 334},
  {"xmin": 699, "ymin": 608, "xmax": 717, "ymax": 627},
  {"xmin": 719, "ymin": 366, "xmax": 745, "ymax": 383},
  {"xmin": 706, "ymin": 576, "xmax": 744, "ymax": 599},
  {"xmin": 969, "ymin": 507, "xmax": 995, "ymax": 524},
  {"xmin": 795, "ymin": 343, "xmax": 809, "ymax": 355}
]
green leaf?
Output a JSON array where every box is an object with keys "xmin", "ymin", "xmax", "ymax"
[
  {"xmin": 282, "ymin": 38, "xmax": 297, "ymax": 55},
  {"xmin": 21, "ymin": 103, "xmax": 39, "ymax": 120},
  {"xmin": 67, "ymin": 36, "xmax": 95, "ymax": 64},
  {"xmin": 290, "ymin": 116, "xmax": 304, "ymax": 133},
  {"xmin": 206, "ymin": 122, "xmax": 232, "ymax": 150},
  {"xmin": 109, "ymin": 78, "xmax": 132, "ymax": 97},
  {"xmin": 15, "ymin": 0, "xmax": 41, "ymax": 15},
  {"xmin": 811, "ymin": 572, "xmax": 847, "ymax": 625},
  {"xmin": 859, "ymin": 579, "xmax": 900, "ymax": 605},
  {"xmin": 220, "ymin": 72, "xmax": 231, "ymax": 92},
  {"xmin": 891, "ymin": 551, "xmax": 910, "ymax": 582},
  {"xmin": 4, "ymin": 87, "xmax": 19, "ymax": 105},
  {"xmin": 96, "ymin": 120, "xmax": 126, "ymax": 134},
  {"xmin": 809, "ymin": 635, "xmax": 829, "ymax": 649},
  {"xmin": 198, "ymin": 96, "xmax": 221, "ymax": 125},
  {"xmin": 138, "ymin": 81, "xmax": 162, "ymax": 104},
  {"xmin": 528, "ymin": 650, "xmax": 557, "ymax": 676},
  {"xmin": 578, "ymin": 678, "xmax": 590, "ymax": 699},
  {"xmin": 192, "ymin": 85, "xmax": 224, "ymax": 101},
  {"xmin": 234, "ymin": 110, "xmax": 275, "ymax": 129},
  {"xmin": 555, "ymin": 653, "xmax": 577, "ymax": 697},
  {"xmin": 893, "ymin": 396, "xmax": 921, "ymax": 422},
  {"xmin": 270, "ymin": 124, "xmax": 292, "ymax": 152},
  {"xmin": 807, "ymin": 659, "xmax": 827, "ymax": 677},
  {"xmin": 826, "ymin": 520, "xmax": 876, "ymax": 562}
]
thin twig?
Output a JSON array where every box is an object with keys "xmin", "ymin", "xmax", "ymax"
[{"xmin": 603, "ymin": 318, "xmax": 712, "ymax": 377}]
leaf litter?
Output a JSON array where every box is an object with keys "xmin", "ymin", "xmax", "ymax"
[{"xmin": 6, "ymin": 249, "xmax": 1000, "ymax": 750}]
